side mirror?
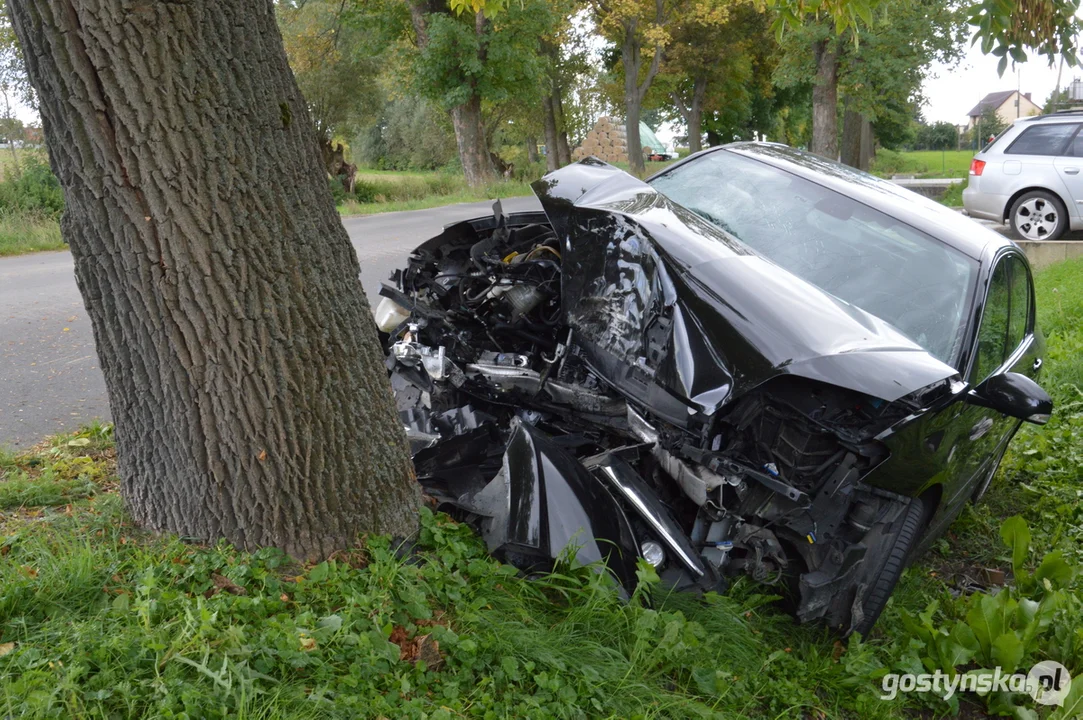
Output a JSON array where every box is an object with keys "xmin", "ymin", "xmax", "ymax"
[{"xmin": 968, "ymin": 372, "xmax": 1053, "ymax": 425}]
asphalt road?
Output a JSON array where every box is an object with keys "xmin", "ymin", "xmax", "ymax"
[{"xmin": 0, "ymin": 196, "xmax": 541, "ymax": 450}]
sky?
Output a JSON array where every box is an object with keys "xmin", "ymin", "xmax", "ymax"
[{"xmin": 922, "ymin": 39, "xmax": 1076, "ymax": 126}]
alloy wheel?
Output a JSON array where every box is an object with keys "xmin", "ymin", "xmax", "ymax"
[{"xmin": 1014, "ymin": 197, "xmax": 1059, "ymax": 240}]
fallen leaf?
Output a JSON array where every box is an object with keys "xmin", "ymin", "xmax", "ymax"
[
  {"xmin": 280, "ymin": 593, "xmax": 290, "ymax": 602},
  {"xmin": 0, "ymin": 642, "xmax": 14, "ymax": 657},
  {"xmin": 67, "ymin": 438, "xmax": 90, "ymax": 447},
  {"xmin": 62, "ymin": 327, "xmax": 70, "ymax": 332},
  {"xmin": 832, "ymin": 640, "xmax": 846, "ymax": 661},
  {"xmin": 210, "ymin": 573, "xmax": 246, "ymax": 596},
  {"xmin": 299, "ymin": 634, "xmax": 317, "ymax": 652},
  {"xmin": 390, "ymin": 626, "xmax": 444, "ymax": 669},
  {"xmin": 257, "ymin": 449, "xmax": 267, "ymax": 462},
  {"xmin": 20, "ymin": 566, "xmax": 38, "ymax": 578}
]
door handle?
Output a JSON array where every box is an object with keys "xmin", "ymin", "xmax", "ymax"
[
  {"xmin": 1064, "ymin": 167, "xmax": 1080, "ymax": 175},
  {"xmin": 1034, "ymin": 357, "xmax": 1043, "ymax": 371}
]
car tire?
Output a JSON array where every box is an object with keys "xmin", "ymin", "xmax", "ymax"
[
  {"xmin": 1009, "ymin": 191, "xmax": 1068, "ymax": 241},
  {"xmin": 851, "ymin": 497, "xmax": 925, "ymax": 638}
]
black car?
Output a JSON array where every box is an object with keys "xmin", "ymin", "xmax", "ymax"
[{"xmin": 375, "ymin": 143, "xmax": 1052, "ymax": 636}]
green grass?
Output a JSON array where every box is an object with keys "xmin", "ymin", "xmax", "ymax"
[
  {"xmin": 0, "ymin": 211, "xmax": 65, "ymax": 256},
  {"xmin": 2, "ymin": 262, "xmax": 1083, "ymax": 718},
  {"xmin": 871, "ymin": 149, "xmax": 975, "ymax": 179},
  {"xmin": 338, "ymin": 176, "xmax": 535, "ymax": 216}
]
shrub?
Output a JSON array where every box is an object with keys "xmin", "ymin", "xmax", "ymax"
[{"xmin": 0, "ymin": 154, "xmax": 65, "ymax": 218}]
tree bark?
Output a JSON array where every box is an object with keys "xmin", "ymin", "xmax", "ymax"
[
  {"xmin": 542, "ymin": 93, "xmax": 559, "ymax": 171},
  {"xmin": 410, "ymin": 3, "xmax": 493, "ymax": 186},
  {"xmin": 811, "ymin": 39, "xmax": 839, "ymax": 160},
  {"xmin": 451, "ymin": 93, "xmax": 495, "ymax": 185},
  {"xmin": 672, "ymin": 76, "xmax": 707, "ymax": 154},
  {"xmin": 620, "ymin": 15, "xmax": 662, "ymax": 176},
  {"xmin": 552, "ymin": 91, "xmax": 571, "ymax": 167},
  {"xmin": 8, "ymin": 0, "xmax": 419, "ymax": 559},
  {"xmin": 840, "ymin": 103, "xmax": 862, "ymax": 169},
  {"xmin": 526, "ymin": 135, "xmax": 538, "ymax": 164},
  {"xmin": 860, "ymin": 119, "xmax": 874, "ymax": 170}
]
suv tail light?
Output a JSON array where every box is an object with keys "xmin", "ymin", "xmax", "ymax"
[{"xmin": 970, "ymin": 159, "xmax": 986, "ymax": 176}]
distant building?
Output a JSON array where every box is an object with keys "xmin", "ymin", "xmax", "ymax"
[
  {"xmin": 966, "ymin": 90, "xmax": 1041, "ymax": 129},
  {"xmin": 23, "ymin": 126, "xmax": 43, "ymax": 143}
]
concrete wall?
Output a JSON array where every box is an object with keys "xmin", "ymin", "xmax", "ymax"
[{"xmin": 1015, "ymin": 240, "xmax": 1083, "ymax": 269}]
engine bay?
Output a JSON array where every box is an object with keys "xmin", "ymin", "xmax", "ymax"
[{"xmin": 377, "ymin": 203, "xmax": 936, "ymax": 635}]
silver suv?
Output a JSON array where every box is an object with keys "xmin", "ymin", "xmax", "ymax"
[{"xmin": 963, "ymin": 112, "xmax": 1083, "ymax": 241}]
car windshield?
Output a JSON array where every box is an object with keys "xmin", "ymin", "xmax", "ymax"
[{"xmin": 649, "ymin": 149, "xmax": 978, "ymax": 364}]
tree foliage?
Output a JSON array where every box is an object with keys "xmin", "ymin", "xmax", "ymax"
[
  {"xmin": 913, "ymin": 120, "xmax": 960, "ymax": 150},
  {"xmin": 278, "ymin": 1, "xmax": 380, "ymax": 137}
]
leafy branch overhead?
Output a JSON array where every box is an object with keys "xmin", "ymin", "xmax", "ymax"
[
  {"xmin": 969, "ymin": 0, "xmax": 1083, "ymax": 75},
  {"xmin": 768, "ymin": 0, "xmax": 1083, "ymax": 74}
]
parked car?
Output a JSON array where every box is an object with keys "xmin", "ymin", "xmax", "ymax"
[
  {"xmin": 378, "ymin": 143, "xmax": 1052, "ymax": 636},
  {"xmin": 964, "ymin": 111, "xmax": 1083, "ymax": 240}
]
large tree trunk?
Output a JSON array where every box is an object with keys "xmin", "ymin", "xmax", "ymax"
[
  {"xmin": 553, "ymin": 91, "xmax": 572, "ymax": 167},
  {"xmin": 673, "ymin": 76, "xmax": 708, "ymax": 154},
  {"xmin": 811, "ymin": 39, "xmax": 839, "ymax": 160},
  {"xmin": 542, "ymin": 95, "xmax": 560, "ymax": 171},
  {"xmin": 8, "ymin": 0, "xmax": 419, "ymax": 559},
  {"xmin": 526, "ymin": 135, "xmax": 539, "ymax": 164},
  {"xmin": 623, "ymin": 31, "xmax": 646, "ymax": 176},
  {"xmin": 620, "ymin": 19, "xmax": 662, "ymax": 176},
  {"xmin": 451, "ymin": 93, "xmax": 496, "ymax": 186},
  {"xmin": 860, "ymin": 119, "xmax": 875, "ymax": 170},
  {"xmin": 840, "ymin": 103, "xmax": 862, "ymax": 169}
]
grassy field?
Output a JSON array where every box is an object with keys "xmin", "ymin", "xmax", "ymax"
[
  {"xmin": 0, "ymin": 212, "xmax": 66, "ymax": 256},
  {"xmin": 338, "ymin": 170, "xmax": 535, "ymax": 216},
  {"xmin": 870, "ymin": 149, "xmax": 975, "ymax": 179},
  {"xmin": 2, "ymin": 259, "xmax": 1082, "ymax": 718}
]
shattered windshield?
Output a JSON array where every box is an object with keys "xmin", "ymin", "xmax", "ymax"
[{"xmin": 648, "ymin": 150, "xmax": 978, "ymax": 365}]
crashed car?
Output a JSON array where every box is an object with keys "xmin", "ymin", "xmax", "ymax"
[{"xmin": 375, "ymin": 143, "xmax": 1053, "ymax": 636}]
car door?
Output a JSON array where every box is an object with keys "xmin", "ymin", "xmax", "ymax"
[
  {"xmin": 999, "ymin": 122, "xmax": 1080, "ymax": 214},
  {"xmin": 949, "ymin": 251, "xmax": 1039, "ymax": 507},
  {"xmin": 1053, "ymin": 127, "xmax": 1083, "ymax": 214}
]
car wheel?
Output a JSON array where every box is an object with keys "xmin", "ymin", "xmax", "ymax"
[
  {"xmin": 851, "ymin": 497, "xmax": 925, "ymax": 638},
  {"xmin": 1010, "ymin": 191, "xmax": 1067, "ymax": 241}
]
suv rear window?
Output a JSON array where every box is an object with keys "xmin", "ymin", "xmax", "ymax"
[{"xmin": 1005, "ymin": 123, "xmax": 1080, "ymax": 156}]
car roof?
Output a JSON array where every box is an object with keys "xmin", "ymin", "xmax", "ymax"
[
  {"xmin": 1015, "ymin": 110, "xmax": 1083, "ymax": 124},
  {"xmin": 659, "ymin": 142, "xmax": 1011, "ymax": 262}
]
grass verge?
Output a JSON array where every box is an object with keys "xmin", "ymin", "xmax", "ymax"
[
  {"xmin": 2, "ymin": 262, "xmax": 1082, "ymax": 718},
  {"xmin": 338, "ymin": 177, "xmax": 535, "ymax": 216},
  {"xmin": 871, "ymin": 149, "xmax": 974, "ymax": 179},
  {"xmin": 0, "ymin": 211, "xmax": 65, "ymax": 257}
]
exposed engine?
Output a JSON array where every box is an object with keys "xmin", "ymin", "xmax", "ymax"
[{"xmin": 378, "ymin": 204, "xmax": 936, "ymax": 635}]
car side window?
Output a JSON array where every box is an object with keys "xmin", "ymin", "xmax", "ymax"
[
  {"xmin": 1068, "ymin": 130, "xmax": 1083, "ymax": 157},
  {"xmin": 1005, "ymin": 123, "xmax": 1080, "ymax": 156},
  {"xmin": 970, "ymin": 260, "xmax": 1010, "ymax": 383},
  {"xmin": 1007, "ymin": 255, "xmax": 1031, "ymax": 353}
]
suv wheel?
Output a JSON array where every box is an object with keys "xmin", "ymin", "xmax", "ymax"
[{"xmin": 1010, "ymin": 191, "xmax": 1067, "ymax": 241}]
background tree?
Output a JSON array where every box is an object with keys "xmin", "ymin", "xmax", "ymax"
[
  {"xmin": 1043, "ymin": 86, "xmax": 1070, "ymax": 113},
  {"xmin": 353, "ymin": 93, "xmax": 459, "ymax": 171},
  {"xmin": 966, "ymin": 103, "xmax": 1008, "ymax": 147},
  {"xmin": 367, "ymin": 0, "xmax": 551, "ymax": 185},
  {"xmin": 914, "ymin": 120, "xmax": 961, "ymax": 150},
  {"xmin": 7, "ymin": 0, "xmax": 420, "ymax": 560},
  {"xmin": 592, "ymin": 0, "xmax": 733, "ymax": 174},
  {"xmin": 658, "ymin": 5, "xmax": 766, "ymax": 153},
  {"xmin": 278, "ymin": 0, "xmax": 382, "ymax": 181},
  {"xmin": 774, "ymin": 0, "xmax": 964, "ymax": 167},
  {"xmin": 0, "ymin": 0, "xmax": 29, "ymax": 170}
]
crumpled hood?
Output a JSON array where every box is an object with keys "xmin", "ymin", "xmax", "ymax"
[{"xmin": 531, "ymin": 159, "xmax": 960, "ymax": 410}]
